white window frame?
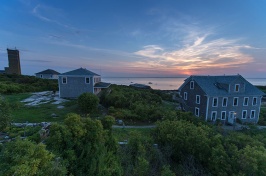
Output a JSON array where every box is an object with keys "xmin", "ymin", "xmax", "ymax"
[
  {"xmin": 252, "ymin": 97, "xmax": 257, "ymax": 106},
  {"xmin": 243, "ymin": 97, "xmax": 249, "ymax": 106},
  {"xmin": 235, "ymin": 84, "xmax": 240, "ymax": 92},
  {"xmin": 221, "ymin": 111, "xmax": 226, "ymax": 120},
  {"xmin": 40, "ymin": 74, "xmax": 43, "ymax": 78},
  {"xmin": 211, "ymin": 111, "xmax": 217, "ymax": 121},
  {"xmin": 196, "ymin": 95, "xmax": 200, "ymax": 104},
  {"xmin": 190, "ymin": 81, "xmax": 194, "ymax": 89},
  {"xmin": 62, "ymin": 77, "xmax": 67, "ymax": 84},
  {"xmin": 184, "ymin": 92, "xmax": 187, "ymax": 100},
  {"xmin": 250, "ymin": 110, "xmax": 255, "ymax": 119},
  {"xmin": 242, "ymin": 110, "xmax": 247, "ymax": 119},
  {"xmin": 85, "ymin": 77, "xmax": 90, "ymax": 84},
  {"xmin": 233, "ymin": 97, "xmax": 238, "ymax": 106},
  {"xmin": 222, "ymin": 97, "xmax": 228, "ymax": 107},
  {"xmin": 195, "ymin": 107, "xmax": 200, "ymax": 117},
  {"xmin": 212, "ymin": 97, "xmax": 218, "ymax": 107}
]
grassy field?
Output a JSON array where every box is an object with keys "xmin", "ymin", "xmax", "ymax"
[{"xmin": 3, "ymin": 93, "xmax": 78, "ymax": 123}]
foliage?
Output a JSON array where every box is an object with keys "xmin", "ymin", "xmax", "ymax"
[
  {"xmin": 258, "ymin": 108, "xmax": 266, "ymax": 125},
  {"xmin": 78, "ymin": 92, "xmax": 99, "ymax": 114},
  {"xmin": 46, "ymin": 113, "xmax": 122, "ymax": 176},
  {"xmin": 154, "ymin": 112, "xmax": 266, "ymax": 175},
  {"xmin": 101, "ymin": 115, "xmax": 115, "ymax": 130},
  {"xmin": 0, "ymin": 98, "xmax": 11, "ymax": 131},
  {"xmin": 256, "ymin": 85, "xmax": 266, "ymax": 93},
  {"xmin": 0, "ymin": 74, "xmax": 58, "ymax": 94},
  {"xmin": 161, "ymin": 165, "xmax": 175, "ymax": 176},
  {"xmin": 0, "ymin": 138, "xmax": 67, "ymax": 176},
  {"xmin": 100, "ymin": 85, "xmax": 176, "ymax": 122}
]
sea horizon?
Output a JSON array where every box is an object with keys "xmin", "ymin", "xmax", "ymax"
[{"xmin": 102, "ymin": 77, "xmax": 266, "ymax": 90}]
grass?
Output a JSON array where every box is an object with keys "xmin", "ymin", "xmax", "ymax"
[
  {"xmin": 10, "ymin": 103, "xmax": 78, "ymax": 123},
  {"xmin": 2, "ymin": 93, "xmax": 78, "ymax": 123},
  {"xmin": 112, "ymin": 128, "xmax": 153, "ymax": 141},
  {"xmin": 3, "ymin": 93, "xmax": 31, "ymax": 102}
]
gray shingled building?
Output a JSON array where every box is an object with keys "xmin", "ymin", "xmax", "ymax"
[
  {"xmin": 35, "ymin": 69, "xmax": 60, "ymax": 79},
  {"xmin": 58, "ymin": 68, "xmax": 111, "ymax": 98},
  {"xmin": 178, "ymin": 75, "xmax": 265, "ymax": 124}
]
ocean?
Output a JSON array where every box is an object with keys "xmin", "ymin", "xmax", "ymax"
[{"xmin": 101, "ymin": 77, "xmax": 266, "ymax": 90}]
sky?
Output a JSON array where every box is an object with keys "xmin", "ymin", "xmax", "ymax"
[{"xmin": 0, "ymin": 0, "xmax": 266, "ymax": 77}]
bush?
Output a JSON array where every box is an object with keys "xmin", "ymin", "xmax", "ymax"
[{"xmin": 78, "ymin": 93, "xmax": 99, "ymax": 114}]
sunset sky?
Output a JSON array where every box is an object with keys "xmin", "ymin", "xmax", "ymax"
[{"xmin": 0, "ymin": 0, "xmax": 266, "ymax": 77}]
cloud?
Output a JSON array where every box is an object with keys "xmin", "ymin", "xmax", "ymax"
[
  {"xmin": 133, "ymin": 27, "xmax": 254, "ymax": 75},
  {"xmin": 32, "ymin": 4, "xmax": 81, "ymax": 34}
]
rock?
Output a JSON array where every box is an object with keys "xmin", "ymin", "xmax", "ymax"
[{"xmin": 51, "ymin": 113, "xmax": 58, "ymax": 117}]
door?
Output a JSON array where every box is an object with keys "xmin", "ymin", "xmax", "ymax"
[
  {"xmin": 228, "ymin": 111, "xmax": 235, "ymax": 125},
  {"xmin": 211, "ymin": 111, "xmax": 217, "ymax": 121}
]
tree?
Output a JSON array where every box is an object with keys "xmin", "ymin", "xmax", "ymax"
[
  {"xmin": 78, "ymin": 92, "xmax": 99, "ymax": 114},
  {"xmin": 0, "ymin": 99, "xmax": 11, "ymax": 131},
  {"xmin": 161, "ymin": 165, "xmax": 175, "ymax": 176},
  {"xmin": 101, "ymin": 115, "xmax": 115, "ymax": 130},
  {"xmin": 46, "ymin": 113, "xmax": 122, "ymax": 175},
  {"xmin": 0, "ymin": 138, "xmax": 67, "ymax": 176}
]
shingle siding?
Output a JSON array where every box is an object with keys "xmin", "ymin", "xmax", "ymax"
[
  {"xmin": 36, "ymin": 74, "xmax": 58, "ymax": 79},
  {"xmin": 180, "ymin": 80, "xmax": 207, "ymax": 118},
  {"xmin": 59, "ymin": 76, "xmax": 94, "ymax": 98},
  {"xmin": 178, "ymin": 75, "xmax": 265, "ymax": 124}
]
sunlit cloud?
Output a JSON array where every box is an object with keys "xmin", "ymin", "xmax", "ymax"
[{"xmin": 133, "ymin": 29, "xmax": 254, "ymax": 75}]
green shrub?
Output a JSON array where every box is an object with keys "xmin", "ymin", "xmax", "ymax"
[{"xmin": 78, "ymin": 92, "xmax": 99, "ymax": 114}]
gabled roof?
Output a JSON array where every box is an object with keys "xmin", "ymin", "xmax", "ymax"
[
  {"xmin": 179, "ymin": 75, "xmax": 265, "ymax": 96},
  {"xmin": 60, "ymin": 68, "xmax": 100, "ymax": 76},
  {"xmin": 35, "ymin": 69, "xmax": 60, "ymax": 75},
  {"xmin": 94, "ymin": 82, "xmax": 111, "ymax": 88}
]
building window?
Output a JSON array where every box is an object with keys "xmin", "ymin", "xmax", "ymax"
[
  {"xmin": 85, "ymin": 77, "xmax": 90, "ymax": 84},
  {"xmin": 190, "ymin": 81, "xmax": 194, "ymax": 89},
  {"xmin": 221, "ymin": 111, "xmax": 226, "ymax": 120},
  {"xmin": 212, "ymin": 97, "xmax": 218, "ymax": 107},
  {"xmin": 242, "ymin": 110, "xmax": 247, "ymax": 119},
  {"xmin": 233, "ymin": 97, "xmax": 238, "ymax": 106},
  {"xmin": 243, "ymin": 97, "xmax": 249, "ymax": 106},
  {"xmin": 250, "ymin": 110, "xmax": 255, "ymax": 119},
  {"xmin": 196, "ymin": 95, "xmax": 200, "ymax": 104},
  {"xmin": 235, "ymin": 84, "xmax": 240, "ymax": 92},
  {"xmin": 195, "ymin": 107, "xmax": 199, "ymax": 117},
  {"xmin": 252, "ymin": 97, "xmax": 257, "ymax": 106},
  {"xmin": 222, "ymin": 97, "xmax": 228, "ymax": 107},
  {"xmin": 184, "ymin": 92, "xmax": 187, "ymax": 100},
  {"xmin": 211, "ymin": 111, "xmax": 217, "ymax": 121},
  {"xmin": 62, "ymin": 77, "xmax": 67, "ymax": 84},
  {"xmin": 40, "ymin": 74, "xmax": 43, "ymax": 78},
  {"xmin": 50, "ymin": 75, "xmax": 53, "ymax": 78}
]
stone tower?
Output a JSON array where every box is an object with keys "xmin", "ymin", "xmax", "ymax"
[{"xmin": 5, "ymin": 48, "xmax": 21, "ymax": 75}]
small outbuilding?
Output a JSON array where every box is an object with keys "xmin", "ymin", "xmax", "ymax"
[
  {"xmin": 58, "ymin": 68, "xmax": 111, "ymax": 98},
  {"xmin": 35, "ymin": 69, "xmax": 60, "ymax": 79}
]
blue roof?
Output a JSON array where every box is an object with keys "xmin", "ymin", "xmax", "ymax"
[
  {"xmin": 35, "ymin": 69, "xmax": 60, "ymax": 75},
  {"xmin": 180, "ymin": 75, "xmax": 265, "ymax": 96},
  {"xmin": 94, "ymin": 82, "xmax": 111, "ymax": 88},
  {"xmin": 60, "ymin": 68, "xmax": 100, "ymax": 76}
]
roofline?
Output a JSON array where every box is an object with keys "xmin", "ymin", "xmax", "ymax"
[
  {"xmin": 178, "ymin": 76, "xmax": 208, "ymax": 95},
  {"xmin": 59, "ymin": 75, "xmax": 100, "ymax": 77}
]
